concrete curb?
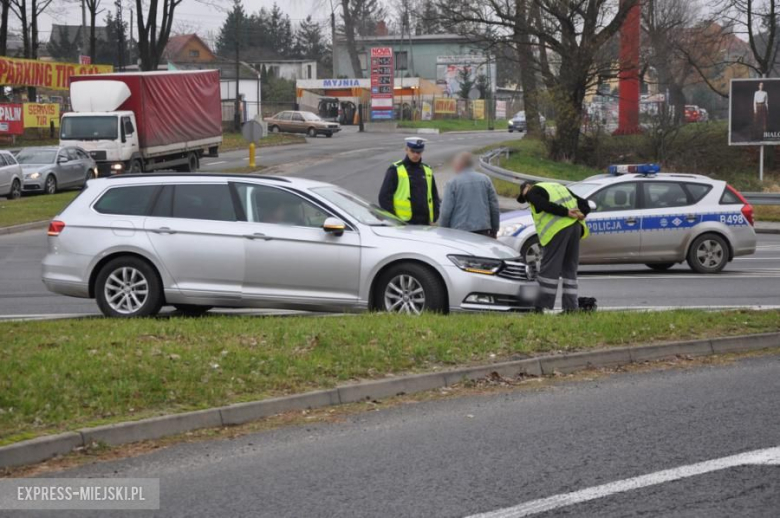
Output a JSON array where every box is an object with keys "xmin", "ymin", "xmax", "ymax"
[
  {"xmin": 0, "ymin": 220, "xmax": 47, "ymax": 236},
  {"xmin": 755, "ymin": 226, "xmax": 780, "ymax": 235},
  {"xmin": 2, "ymin": 332, "xmax": 778, "ymax": 469}
]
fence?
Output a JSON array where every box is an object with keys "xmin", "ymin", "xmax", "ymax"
[{"xmin": 389, "ymin": 97, "xmax": 525, "ymax": 122}]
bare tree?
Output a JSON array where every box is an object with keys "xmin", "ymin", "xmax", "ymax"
[
  {"xmin": 340, "ymin": 0, "xmax": 364, "ymax": 77},
  {"xmin": 643, "ymin": 0, "xmax": 703, "ymax": 122},
  {"xmin": 436, "ymin": 0, "xmax": 640, "ymax": 160},
  {"xmin": 1, "ymin": 0, "xmax": 10, "ymax": 56},
  {"xmin": 85, "ymin": 0, "xmax": 103, "ymax": 62},
  {"xmin": 135, "ymin": 0, "xmax": 186, "ymax": 70},
  {"xmin": 711, "ymin": 0, "xmax": 778, "ymax": 77},
  {"xmin": 10, "ymin": 0, "xmax": 53, "ymax": 99}
]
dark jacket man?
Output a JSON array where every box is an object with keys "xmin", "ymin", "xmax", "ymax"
[{"xmin": 378, "ymin": 138, "xmax": 440, "ymax": 225}]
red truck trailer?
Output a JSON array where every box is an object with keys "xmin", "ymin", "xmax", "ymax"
[{"xmin": 61, "ymin": 70, "xmax": 223, "ymax": 174}]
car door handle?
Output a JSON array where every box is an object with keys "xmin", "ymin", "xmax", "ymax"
[
  {"xmin": 244, "ymin": 233, "xmax": 272, "ymax": 241},
  {"xmin": 625, "ymin": 217, "xmax": 638, "ymax": 225},
  {"xmin": 151, "ymin": 227, "xmax": 177, "ymax": 234}
]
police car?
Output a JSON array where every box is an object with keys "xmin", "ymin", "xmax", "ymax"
[{"xmin": 497, "ymin": 164, "xmax": 757, "ymax": 273}]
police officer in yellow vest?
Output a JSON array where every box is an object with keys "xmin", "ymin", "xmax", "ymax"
[
  {"xmin": 379, "ymin": 137, "xmax": 440, "ymax": 224},
  {"xmin": 517, "ymin": 181, "xmax": 591, "ymax": 312}
]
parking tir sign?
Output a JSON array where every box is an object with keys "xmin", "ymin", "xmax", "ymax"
[{"xmin": 370, "ymin": 47, "xmax": 394, "ymax": 121}]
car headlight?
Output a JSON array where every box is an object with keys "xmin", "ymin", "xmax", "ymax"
[
  {"xmin": 26, "ymin": 172, "xmax": 41, "ymax": 179},
  {"xmin": 111, "ymin": 163, "xmax": 124, "ymax": 171},
  {"xmin": 497, "ymin": 224, "xmax": 526, "ymax": 238},
  {"xmin": 448, "ymin": 255, "xmax": 503, "ymax": 275},
  {"xmin": 508, "ymin": 120, "xmax": 514, "ymax": 125}
]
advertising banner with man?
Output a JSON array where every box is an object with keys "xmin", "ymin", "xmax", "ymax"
[
  {"xmin": 0, "ymin": 104, "xmax": 24, "ymax": 135},
  {"xmin": 23, "ymin": 103, "xmax": 60, "ymax": 128},
  {"xmin": 729, "ymin": 78, "xmax": 780, "ymax": 145},
  {"xmin": 0, "ymin": 57, "xmax": 113, "ymax": 91}
]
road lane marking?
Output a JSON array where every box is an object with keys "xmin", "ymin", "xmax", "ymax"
[
  {"xmin": 206, "ymin": 160, "xmax": 227, "ymax": 165},
  {"xmin": 466, "ymin": 446, "xmax": 780, "ymax": 518}
]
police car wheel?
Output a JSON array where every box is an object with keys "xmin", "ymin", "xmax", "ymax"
[
  {"xmin": 520, "ymin": 237, "xmax": 542, "ymax": 267},
  {"xmin": 646, "ymin": 263, "xmax": 674, "ymax": 271},
  {"xmin": 375, "ymin": 263, "xmax": 447, "ymax": 314},
  {"xmin": 687, "ymin": 234, "xmax": 728, "ymax": 274}
]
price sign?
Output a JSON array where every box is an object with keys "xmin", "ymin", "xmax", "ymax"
[{"xmin": 370, "ymin": 47, "xmax": 394, "ymax": 121}]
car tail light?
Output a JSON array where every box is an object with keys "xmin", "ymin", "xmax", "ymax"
[
  {"xmin": 48, "ymin": 220, "xmax": 66, "ymax": 236},
  {"xmin": 727, "ymin": 185, "xmax": 754, "ymax": 227}
]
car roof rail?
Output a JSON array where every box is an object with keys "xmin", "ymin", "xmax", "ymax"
[{"xmin": 103, "ymin": 173, "xmax": 291, "ymax": 183}]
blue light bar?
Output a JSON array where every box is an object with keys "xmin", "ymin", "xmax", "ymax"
[{"xmin": 608, "ymin": 163, "xmax": 661, "ymax": 176}]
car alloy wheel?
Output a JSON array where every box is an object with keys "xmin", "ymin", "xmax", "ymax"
[
  {"xmin": 695, "ymin": 239, "xmax": 724, "ymax": 270},
  {"xmin": 384, "ymin": 274, "xmax": 426, "ymax": 314},
  {"xmin": 104, "ymin": 266, "xmax": 150, "ymax": 315},
  {"xmin": 524, "ymin": 241, "xmax": 542, "ymax": 265},
  {"xmin": 9, "ymin": 179, "xmax": 21, "ymax": 199},
  {"xmin": 45, "ymin": 175, "xmax": 57, "ymax": 194},
  {"xmin": 307, "ymin": 127, "xmax": 317, "ymax": 138}
]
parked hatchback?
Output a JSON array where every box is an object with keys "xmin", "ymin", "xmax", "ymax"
[
  {"xmin": 16, "ymin": 146, "xmax": 97, "ymax": 194},
  {"xmin": 43, "ymin": 174, "xmax": 536, "ymax": 317},
  {"xmin": 264, "ymin": 111, "xmax": 341, "ymax": 138},
  {"xmin": 0, "ymin": 150, "xmax": 23, "ymax": 199}
]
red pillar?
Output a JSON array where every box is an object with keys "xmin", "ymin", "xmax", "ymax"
[{"xmin": 614, "ymin": 0, "xmax": 642, "ymax": 135}]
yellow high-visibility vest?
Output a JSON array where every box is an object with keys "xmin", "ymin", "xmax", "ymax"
[
  {"xmin": 392, "ymin": 161, "xmax": 434, "ymax": 222},
  {"xmin": 530, "ymin": 182, "xmax": 589, "ymax": 246}
]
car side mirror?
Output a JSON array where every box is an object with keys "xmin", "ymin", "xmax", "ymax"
[
  {"xmin": 588, "ymin": 200, "xmax": 597, "ymax": 211},
  {"xmin": 323, "ymin": 217, "xmax": 346, "ymax": 236},
  {"xmin": 58, "ymin": 156, "xmax": 69, "ymax": 164}
]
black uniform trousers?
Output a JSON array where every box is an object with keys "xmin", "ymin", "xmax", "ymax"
[{"xmin": 535, "ymin": 223, "xmax": 581, "ymax": 311}]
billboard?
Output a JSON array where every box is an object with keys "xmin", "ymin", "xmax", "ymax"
[
  {"xmin": 0, "ymin": 57, "xmax": 113, "ymax": 91},
  {"xmin": 23, "ymin": 103, "xmax": 60, "ymax": 128},
  {"xmin": 436, "ymin": 55, "xmax": 496, "ymax": 98},
  {"xmin": 434, "ymin": 98, "xmax": 456, "ymax": 114},
  {"xmin": 0, "ymin": 104, "xmax": 24, "ymax": 135},
  {"xmin": 729, "ymin": 78, "xmax": 780, "ymax": 145}
]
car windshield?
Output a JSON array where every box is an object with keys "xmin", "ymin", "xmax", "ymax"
[
  {"xmin": 568, "ymin": 182, "xmax": 600, "ymax": 198},
  {"xmin": 514, "ymin": 111, "xmax": 525, "ymax": 119},
  {"xmin": 15, "ymin": 149, "xmax": 57, "ymax": 164},
  {"xmin": 60, "ymin": 116, "xmax": 118, "ymax": 140},
  {"xmin": 302, "ymin": 112, "xmax": 321, "ymax": 121},
  {"xmin": 312, "ymin": 187, "xmax": 405, "ymax": 226}
]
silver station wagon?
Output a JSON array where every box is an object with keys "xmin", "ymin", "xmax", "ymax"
[
  {"xmin": 498, "ymin": 166, "xmax": 757, "ymax": 273},
  {"xmin": 43, "ymin": 174, "xmax": 537, "ymax": 317}
]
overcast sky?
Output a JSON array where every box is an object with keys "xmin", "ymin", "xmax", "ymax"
[{"xmin": 27, "ymin": 0, "xmax": 330, "ymax": 45}]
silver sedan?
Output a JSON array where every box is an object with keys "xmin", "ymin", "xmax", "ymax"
[
  {"xmin": 16, "ymin": 146, "xmax": 97, "ymax": 194},
  {"xmin": 42, "ymin": 174, "xmax": 537, "ymax": 317}
]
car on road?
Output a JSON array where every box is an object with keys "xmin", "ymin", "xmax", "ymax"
[
  {"xmin": 497, "ymin": 166, "xmax": 757, "ymax": 274},
  {"xmin": 16, "ymin": 146, "xmax": 97, "ymax": 194},
  {"xmin": 42, "ymin": 174, "xmax": 536, "ymax": 317},
  {"xmin": 0, "ymin": 150, "xmax": 23, "ymax": 200},
  {"xmin": 264, "ymin": 111, "xmax": 341, "ymax": 138},
  {"xmin": 508, "ymin": 111, "xmax": 546, "ymax": 133}
]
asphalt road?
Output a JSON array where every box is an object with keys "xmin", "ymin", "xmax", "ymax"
[
  {"xmin": 18, "ymin": 353, "xmax": 780, "ymax": 517},
  {"xmin": 2, "ymin": 128, "xmax": 778, "ymax": 317}
]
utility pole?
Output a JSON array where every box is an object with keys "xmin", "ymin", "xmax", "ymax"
[
  {"xmin": 129, "ymin": 8, "xmax": 133, "ymax": 67},
  {"xmin": 234, "ymin": 15, "xmax": 241, "ymax": 132},
  {"xmin": 331, "ymin": 11, "xmax": 336, "ymax": 78}
]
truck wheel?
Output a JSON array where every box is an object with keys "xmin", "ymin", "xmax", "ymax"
[
  {"xmin": 307, "ymin": 127, "xmax": 317, "ymax": 138},
  {"xmin": 128, "ymin": 160, "xmax": 142, "ymax": 173},
  {"xmin": 187, "ymin": 153, "xmax": 199, "ymax": 171},
  {"xmin": 44, "ymin": 175, "xmax": 57, "ymax": 195}
]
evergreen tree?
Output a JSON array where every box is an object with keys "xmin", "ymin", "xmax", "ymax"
[
  {"xmin": 47, "ymin": 28, "xmax": 81, "ymax": 62},
  {"xmin": 216, "ymin": 0, "xmax": 250, "ymax": 57},
  {"xmin": 268, "ymin": 3, "xmax": 294, "ymax": 57},
  {"xmin": 418, "ymin": 0, "xmax": 442, "ymax": 34},
  {"xmin": 295, "ymin": 15, "xmax": 328, "ymax": 62},
  {"xmin": 458, "ymin": 66, "xmax": 475, "ymax": 99}
]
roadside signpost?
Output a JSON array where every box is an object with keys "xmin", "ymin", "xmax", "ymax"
[{"xmin": 370, "ymin": 47, "xmax": 394, "ymax": 121}]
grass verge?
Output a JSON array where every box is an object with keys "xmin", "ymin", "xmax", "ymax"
[
  {"xmin": 398, "ymin": 119, "xmax": 508, "ymax": 132},
  {"xmin": 0, "ymin": 137, "xmax": 59, "ymax": 149},
  {"xmin": 220, "ymin": 132, "xmax": 305, "ymax": 151},
  {"xmin": 0, "ymin": 191, "xmax": 79, "ymax": 228},
  {"xmin": 1, "ymin": 310, "xmax": 777, "ymax": 445},
  {"xmin": 755, "ymin": 205, "xmax": 780, "ymax": 222}
]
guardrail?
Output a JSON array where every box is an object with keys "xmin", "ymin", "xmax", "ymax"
[{"xmin": 479, "ymin": 149, "xmax": 779, "ymax": 205}]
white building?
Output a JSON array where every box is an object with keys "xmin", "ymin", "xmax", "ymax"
[{"xmin": 252, "ymin": 60, "xmax": 318, "ymax": 81}]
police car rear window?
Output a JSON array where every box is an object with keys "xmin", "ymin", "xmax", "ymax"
[
  {"xmin": 720, "ymin": 187, "xmax": 741, "ymax": 204},
  {"xmin": 683, "ymin": 183, "xmax": 712, "ymax": 203}
]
